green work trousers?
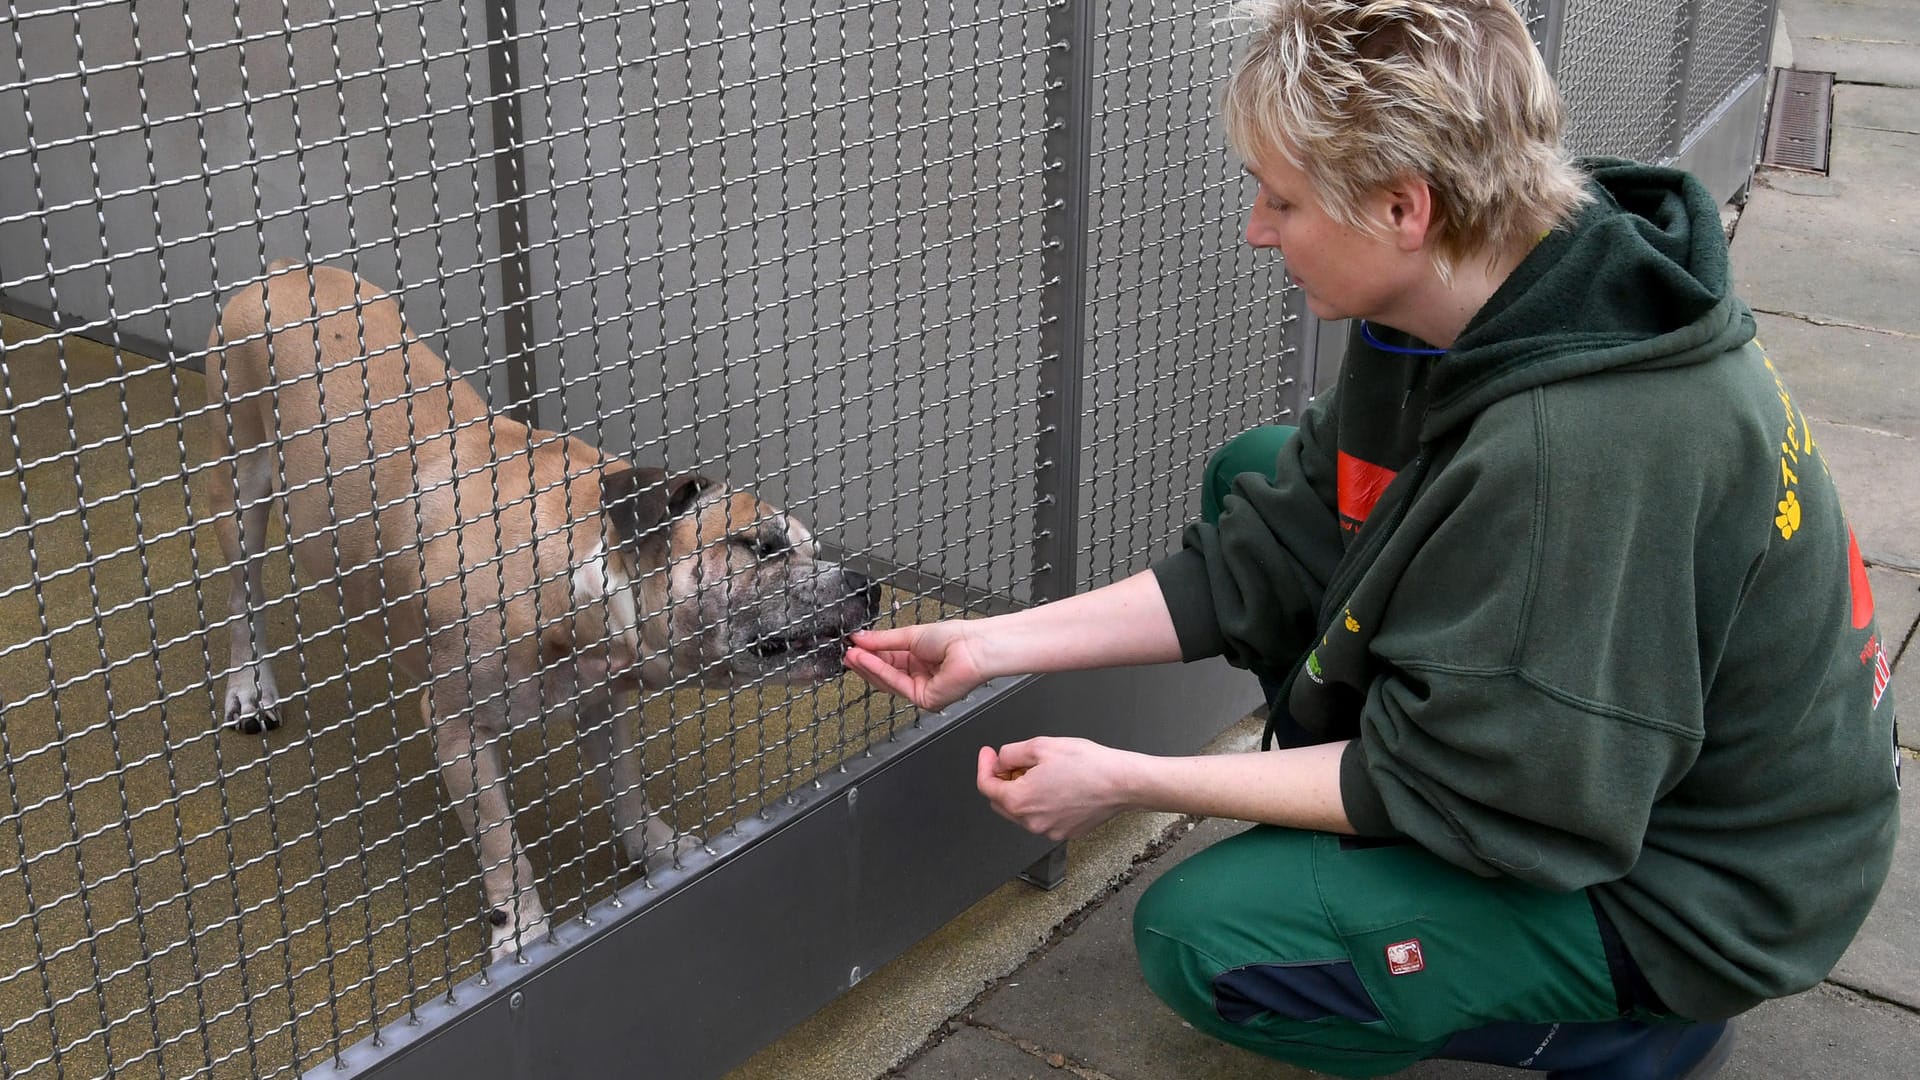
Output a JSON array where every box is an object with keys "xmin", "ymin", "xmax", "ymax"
[{"xmin": 1138, "ymin": 427, "xmax": 1641, "ymax": 1077}]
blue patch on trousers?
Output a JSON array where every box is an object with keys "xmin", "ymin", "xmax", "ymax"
[{"xmin": 1213, "ymin": 960, "xmax": 1383, "ymax": 1024}]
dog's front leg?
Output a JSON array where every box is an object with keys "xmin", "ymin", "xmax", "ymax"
[
  {"xmin": 422, "ymin": 695, "xmax": 549, "ymax": 962},
  {"xmin": 578, "ymin": 697, "xmax": 692, "ymax": 869},
  {"xmin": 573, "ymin": 695, "xmax": 643, "ymax": 865},
  {"xmin": 609, "ymin": 702, "xmax": 703, "ymax": 870}
]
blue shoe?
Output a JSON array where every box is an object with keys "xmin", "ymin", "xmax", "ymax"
[{"xmin": 1435, "ymin": 1018, "xmax": 1735, "ymax": 1078}]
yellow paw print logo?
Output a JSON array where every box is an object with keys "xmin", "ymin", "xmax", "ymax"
[
  {"xmin": 1776, "ymin": 491, "xmax": 1801, "ymax": 539},
  {"xmin": 1343, "ymin": 614, "xmax": 1360, "ymax": 633}
]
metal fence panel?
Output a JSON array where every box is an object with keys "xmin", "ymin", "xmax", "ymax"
[{"xmin": 1076, "ymin": 0, "xmax": 1300, "ymax": 593}]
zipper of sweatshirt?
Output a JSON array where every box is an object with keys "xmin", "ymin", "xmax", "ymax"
[{"xmin": 1263, "ymin": 447, "xmax": 1434, "ymax": 749}]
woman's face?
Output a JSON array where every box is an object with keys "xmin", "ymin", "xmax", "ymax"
[{"xmin": 1242, "ymin": 154, "xmax": 1412, "ymax": 324}]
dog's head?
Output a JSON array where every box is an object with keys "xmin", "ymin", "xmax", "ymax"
[{"xmin": 596, "ymin": 466, "xmax": 882, "ymax": 687}]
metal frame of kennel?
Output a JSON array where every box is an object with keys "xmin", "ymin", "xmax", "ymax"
[{"xmin": 0, "ymin": 2, "xmax": 1781, "ymax": 1079}]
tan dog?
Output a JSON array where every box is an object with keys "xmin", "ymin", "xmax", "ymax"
[{"xmin": 203, "ymin": 261, "xmax": 879, "ymax": 960}]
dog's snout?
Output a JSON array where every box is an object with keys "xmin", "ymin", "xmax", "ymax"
[{"xmin": 846, "ymin": 570, "xmax": 881, "ymax": 617}]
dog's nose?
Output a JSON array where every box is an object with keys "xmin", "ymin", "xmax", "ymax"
[{"xmin": 846, "ymin": 571, "xmax": 881, "ymax": 617}]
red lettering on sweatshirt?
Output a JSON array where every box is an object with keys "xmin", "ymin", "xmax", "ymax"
[{"xmin": 1338, "ymin": 452, "xmax": 1397, "ymax": 532}]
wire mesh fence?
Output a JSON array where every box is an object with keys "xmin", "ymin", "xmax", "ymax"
[
  {"xmin": 2, "ymin": 1, "xmax": 1049, "ymax": 1074},
  {"xmin": 0, "ymin": 1, "xmax": 1778, "ymax": 1077},
  {"xmin": 1075, "ymin": 0, "xmax": 1298, "ymax": 593}
]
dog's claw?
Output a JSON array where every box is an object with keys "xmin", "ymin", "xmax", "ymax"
[
  {"xmin": 486, "ymin": 903, "xmax": 551, "ymax": 964},
  {"xmin": 633, "ymin": 832, "xmax": 706, "ymax": 877},
  {"xmin": 222, "ymin": 667, "xmax": 282, "ymax": 736},
  {"xmin": 224, "ymin": 706, "xmax": 279, "ymax": 735}
]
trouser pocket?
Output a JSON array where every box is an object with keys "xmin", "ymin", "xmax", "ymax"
[{"xmin": 1306, "ymin": 831, "xmax": 1619, "ymax": 1044}]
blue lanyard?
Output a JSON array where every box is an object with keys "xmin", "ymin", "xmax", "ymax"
[{"xmin": 1360, "ymin": 320, "xmax": 1447, "ymax": 357}]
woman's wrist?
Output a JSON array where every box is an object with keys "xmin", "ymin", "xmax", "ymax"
[{"xmin": 1099, "ymin": 746, "xmax": 1151, "ymax": 813}]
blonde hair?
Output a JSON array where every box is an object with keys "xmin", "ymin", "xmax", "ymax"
[{"xmin": 1221, "ymin": 0, "xmax": 1591, "ymax": 280}]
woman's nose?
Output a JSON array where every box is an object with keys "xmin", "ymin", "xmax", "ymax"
[{"xmin": 1245, "ymin": 212, "xmax": 1280, "ymax": 250}]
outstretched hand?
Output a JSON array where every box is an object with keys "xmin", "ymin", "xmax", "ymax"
[{"xmin": 842, "ymin": 621, "xmax": 992, "ymax": 712}]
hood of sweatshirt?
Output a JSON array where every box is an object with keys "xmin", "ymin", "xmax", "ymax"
[{"xmin": 1419, "ymin": 157, "xmax": 1757, "ymax": 441}]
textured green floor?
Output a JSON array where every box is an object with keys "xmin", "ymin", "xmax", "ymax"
[{"xmin": 0, "ymin": 315, "xmax": 920, "ymax": 1079}]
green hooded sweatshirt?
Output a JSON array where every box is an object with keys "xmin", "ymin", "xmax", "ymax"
[{"xmin": 1151, "ymin": 159, "xmax": 1901, "ymax": 1022}]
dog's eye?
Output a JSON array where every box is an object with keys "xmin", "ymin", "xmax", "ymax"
[{"xmin": 731, "ymin": 531, "xmax": 787, "ymax": 558}]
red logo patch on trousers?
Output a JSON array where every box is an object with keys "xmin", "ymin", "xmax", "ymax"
[{"xmin": 1385, "ymin": 939, "xmax": 1425, "ymax": 976}]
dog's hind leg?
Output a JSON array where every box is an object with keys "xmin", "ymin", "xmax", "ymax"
[
  {"xmin": 212, "ymin": 442, "xmax": 284, "ymax": 734},
  {"xmin": 422, "ymin": 692, "xmax": 549, "ymax": 963}
]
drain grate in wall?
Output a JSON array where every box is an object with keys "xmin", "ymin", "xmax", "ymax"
[{"xmin": 1762, "ymin": 69, "xmax": 1835, "ymax": 174}]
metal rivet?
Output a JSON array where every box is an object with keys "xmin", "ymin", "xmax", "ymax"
[{"xmin": 509, "ymin": 991, "xmax": 524, "ymax": 1010}]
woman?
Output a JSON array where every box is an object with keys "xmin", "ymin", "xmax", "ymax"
[{"xmin": 845, "ymin": 2, "xmax": 1899, "ymax": 1077}]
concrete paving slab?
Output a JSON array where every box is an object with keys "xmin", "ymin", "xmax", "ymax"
[
  {"xmin": 1810, "ymin": 418, "xmax": 1920, "ymax": 572},
  {"xmin": 1721, "ymin": 983, "xmax": 1920, "ymax": 1078},
  {"xmin": 1896, "ymin": 665, "xmax": 1917, "ymax": 752},
  {"xmin": 967, "ymin": 815, "xmax": 1323, "ymax": 1080},
  {"xmin": 1753, "ymin": 312, "xmax": 1920, "ymax": 433},
  {"xmin": 1780, "ymin": 0, "xmax": 1920, "ymax": 88},
  {"xmin": 1869, "ymin": 568, "xmax": 1919, "ymax": 751},
  {"xmin": 1731, "ymin": 216, "xmax": 1920, "ymax": 339},
  {"xmin": 891, "ymin": 1023, "xmax": 1080, "ymax": 1080},
  {"xmin": 1834, "ymin": 83, "xmax": 1920, "ymax": 136},
  {"xmin": 1731, "ymin": 156, "xmax": 1920, "ymax": 337},
  {"xmin": 1876, "ymin": 568, "xmax": 1920, "ymax": 658},
  {"xmin": 1832, "ymin": 775, "xmax": 1920, "ymax": 1009},
  {"xmin": 1730, "ymin": 83, "xmax": 1920, "ymax": 337}
]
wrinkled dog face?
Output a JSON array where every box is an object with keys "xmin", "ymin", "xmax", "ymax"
[{"xmin": 605, "ymin": 470, "xmax": 881, "ymax": 686}]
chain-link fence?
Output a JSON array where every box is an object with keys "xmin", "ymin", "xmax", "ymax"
[{"xmin": 0, "ymin": 2, "xmax": 1778, "ymax": 1078}]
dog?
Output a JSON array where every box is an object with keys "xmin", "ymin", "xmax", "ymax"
[{"xmin": 203, "ymin": 260, "xmax": 879, "ymax": 960}]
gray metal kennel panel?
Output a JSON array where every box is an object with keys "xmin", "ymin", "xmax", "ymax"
[
  {"xmin": 1530, "ymin": 0, "xmax": 1777, "ymax": 203},
  {"xmin": 1073, "ymin": 1, "xmax": 1302, "ymax": 594},
  {"xmin": 0, "ymin": 0, "xmax": 527, "ymax": 406},
  {"xmin": 522, "ymin": 1, "xmax": 1052, "ymax": 611}
]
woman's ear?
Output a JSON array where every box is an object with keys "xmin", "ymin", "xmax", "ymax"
[{"xmin": 1380, "ymin": 174, "xmax": 1435, "ymax": 252}]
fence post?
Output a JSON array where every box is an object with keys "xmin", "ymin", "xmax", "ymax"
[
  {"xmin": 1034, "ymin": 0, "xmax": 1098, "ymax": 605},
  {"xmin": 1533, "ymin": 0, "xmax": 1569, "ymax": 78},
  {"xmin": 1667, "ymin": 0, "xmax": 1705, "ymax": 159},
  {"xmin": 483, "ymin": 0, "xmax": 538, "ymax": 423}
]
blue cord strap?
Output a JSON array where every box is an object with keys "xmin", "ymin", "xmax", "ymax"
[{"xmin": 1360, "ymin": 320, "xmax": 1447, "ymax": 357}]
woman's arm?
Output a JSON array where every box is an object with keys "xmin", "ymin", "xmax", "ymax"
[
  {"xmin": 977, "ymin": 737, "xmax": 1356, "ymax": 841},
  {"xmin": 965, "ymin": 569, "xmax": 1182, "ymax": 675},
  {"xmin": 844, "ymin": 568, "xmax": 1181, "ymax": 711}
]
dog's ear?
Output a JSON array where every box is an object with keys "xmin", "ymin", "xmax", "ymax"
[
  {"xmin": 664, "ymin": 472, "xmax": 716, "ymax": 519},
  {"xmin": 600, "ymin": 467, "xmax": 716, "ymax": 551}
]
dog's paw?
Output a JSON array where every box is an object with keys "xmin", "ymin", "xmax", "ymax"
[
  {"xmin": 620, "ymin": 813, "xmax": 705, "ymax": 871},
  {"xmin": 222, "ymin": 669, "xmax": 282, "ymax": 734},
  {"xmin": 485, "ymin": 898, "xmax": 551, "ymax": 963},
  {"xmin": 637, "ymin": 831, "xmax": 707, "ymax": 876}
]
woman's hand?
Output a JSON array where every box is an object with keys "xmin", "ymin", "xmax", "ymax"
[
  {"xmin": 843, "ymin": 621, "xmax": 993, "ymax": 711},
  {"xmin": 976, "ymin": 737, "xmax": 1141, "ymax": 842}
]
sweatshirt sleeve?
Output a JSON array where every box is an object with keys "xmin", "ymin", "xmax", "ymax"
[
  {"xmin": 1335, "ymin": 394, "xmax": 1713, "ymax": 888},
  {"xmin": 1151, "ymin": 391, "xmax": 1346, "ymax": 667}
]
